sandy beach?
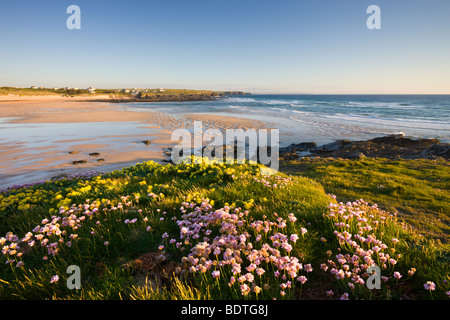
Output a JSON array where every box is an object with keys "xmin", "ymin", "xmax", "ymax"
[{"xmin": 0, "ymin": 96, "xmax": 272, "ymax": 189}]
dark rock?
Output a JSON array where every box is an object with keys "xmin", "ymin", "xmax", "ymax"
[
  {"xmin": 89, "ymin": 152, "xmax": 100, "ymax": 156},
  {"xmin": 71, "ymin": 160, "xmax": 87, "ymax": 165},
  {"xmin": 142, "ymin": 140, "xmax": 152, "ymax": 145},
  {"xmin": 370, "ymin": 134, "xmax": 439, "ymax": 148},
  {"xmin": 422, "ymin": 144, "xmax": 450, "ymax": 159},
  {"xmin": 280, "ymin": 142, "xmax": 317, "ymax": 153},
  {"xmin": 97, "ymin": 158, "xmax": 105, "ymax": 162},
  {"xmin": 279, "ymin": 134, "xmax": 449, "ymax": 160},
  {"xmin": 319, "ymin": 140, "xmax": 353, "ymax": 152},
  {"xmin": 370, "ymin": 133, "xmax": 405, "ymax": 143},
  {"xmin": 347, "ymin": 152, "xmax": 366, "ymax": 159},
  {"xmin": 68, "ymin": 151, "xmax": 79, "ymax": 154},
  {"xmin": 279, "ymin": 152, "xmax": 302, "ymax": 161}
]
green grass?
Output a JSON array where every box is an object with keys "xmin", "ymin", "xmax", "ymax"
[
  {"xmin": 0, "ymin": 159, "xmax": 449, "ymax": 300},
  {"xmin": 0, "ymin": 86, "xmax": 100, "ymax": 96},
  {"xmin": 0, "ymin": 87, "xmax": 242, "ymax": 98},
  {"xmin": 0, "ymin": 87, "xmax": 61, "ymax": 96},
  {"xmin": 280, "ymin": 157, "xmax": 450, "ymax": 242}
]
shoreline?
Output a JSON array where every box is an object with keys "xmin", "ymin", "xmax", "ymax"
[
  {"xmin": 2, "ymin": 133, "xmax": 448, "ymax": 194},
  {"xmin": 0, "ymin": 96, "xmax": 448, "ymax": 191},
  {"xmin": 0, "ymin": 97, "xmax": 270, "ymax": 190}
]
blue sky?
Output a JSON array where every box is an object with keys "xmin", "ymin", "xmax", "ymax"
[{"xmin": 1, "ymin": 0, "xmax": 449, "ymax": 93}]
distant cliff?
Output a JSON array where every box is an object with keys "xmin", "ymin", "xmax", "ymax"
[
  {"xmin": 214, "ymin": 91, "xmax": 251, "ymax": 97},
  {"xmin": 90, "ymin": 90, "xmax": 250, "ymax": 103}
]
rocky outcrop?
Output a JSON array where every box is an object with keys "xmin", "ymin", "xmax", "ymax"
[
  {"xmin": 421, "ymin": 144, "xmax": 450, "ymax": 159},
  {"xmin": 89, "ymin": 91, "xmax": 249, "ymax": 103},
  {"xmin": 279, "ymin": 142, "xmax": 317, "ymax": 153},
  {"xmin": 279, "ymin": 134, "xmax": 449, "ymax": 160}
]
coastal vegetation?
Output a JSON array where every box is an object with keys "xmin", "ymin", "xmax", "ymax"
[
  {"xmin": 0, "ymin": 87, "xmax": 248, "ymax": 100},
  {"xmin": 280, "ymin": 157, "xmax": 450, "ymax": 242},
  {"xmin": 0, "ymin": 158, "xmax": 448, "ymax": 300}
]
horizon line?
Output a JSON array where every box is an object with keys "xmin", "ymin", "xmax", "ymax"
[{"xmin": 2, "ymin": 85, "xmax": 450, "ymax": 95}]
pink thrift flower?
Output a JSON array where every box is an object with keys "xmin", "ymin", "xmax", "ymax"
[
  {"xmin": 240, "ymin": 284, "xmax": 251, "ymax": 296},
  {"xmin": 50, "ymin": 275, "xmax": 59, "ymax": 284},
  {"xmin": 304, "ymin": 264, "xmax": 313, "ymax": 272},
  {"xmin": 424, "ymin": 281, "xmax": 436, "ymax": 291},
  {"xmin": 297, "ymin": 276, "xmax": 307, "ymax": 284},
  {"xmin": 340, "ymin": 293, "xmax": 349, "ymax": 300}
]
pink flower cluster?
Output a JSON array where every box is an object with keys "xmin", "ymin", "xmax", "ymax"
[
  {"xmin": 253, "ymin": 174, "xmax": 293, "ymax": 189},
  {"xmin": 0, "ymin": 197, "xmax": 143, "ymax": 268},
  {"xmin": 323, "ymin": 199, "xmax": 416, "ymax": 298},
  {"xmin": 172, "ymin": 199, "xmax": 310, "ymax": 298}
]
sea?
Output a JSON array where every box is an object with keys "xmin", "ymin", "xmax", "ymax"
[
  {"xmin": 0, "ymin": 94, "xmax": 448, "ymax": 189},
  {"xmin": 124, "ymin": 94, "xmax": 450, "ymax": 147}
]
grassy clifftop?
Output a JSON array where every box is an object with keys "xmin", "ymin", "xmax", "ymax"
[
  {"xmin": 281, "ymin": 158, "xmax": 450, "ymax": 242},
  {"xmin": 0, "ymin": 87, "xmax": 249, "ymax": 99},
  {"xmin": 0, "ymin": 159, "xmax": 448, "ymax": 300}
]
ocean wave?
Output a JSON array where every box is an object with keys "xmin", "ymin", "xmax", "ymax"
[
  {"xmin": 269, "ymin": 107, "xmax": 290, "ymax": 112},
  {"xmin": 290, "ymin": 110, "xmax": 311, "ymax": 116},
  {"xmin": 228, "ymin": 105, "xmax": 247, "ymax": 110},
  {"xmin": 262, "ymin": 99, "xmax": 297, "ymax": 105},
  {"xmin": 344, "ymin": 101, "xmax": 428, "ymax": 110},
  {"xmin": 266, "ymin": 107, "xmax": 310, "ymax": 115},
  {"xmin": 320, "ymin": 113, "xmax": 450, "ymax": 130},
  {"xmin": 224, "ymin": 97, "xmax": 256, "ymax": 103}
]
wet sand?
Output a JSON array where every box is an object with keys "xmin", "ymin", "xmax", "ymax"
[{"xmin": 0, "ymin": 96, "xmax": 272, "ymax": 189}]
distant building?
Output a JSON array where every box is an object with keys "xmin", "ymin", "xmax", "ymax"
[
  {"xmin": 31, "ymin": 86, "xmax": 37, "ymax": 89},
  {"xmin": 88, "ymin": 86, "xmax": 96, "ymax": 94}
]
